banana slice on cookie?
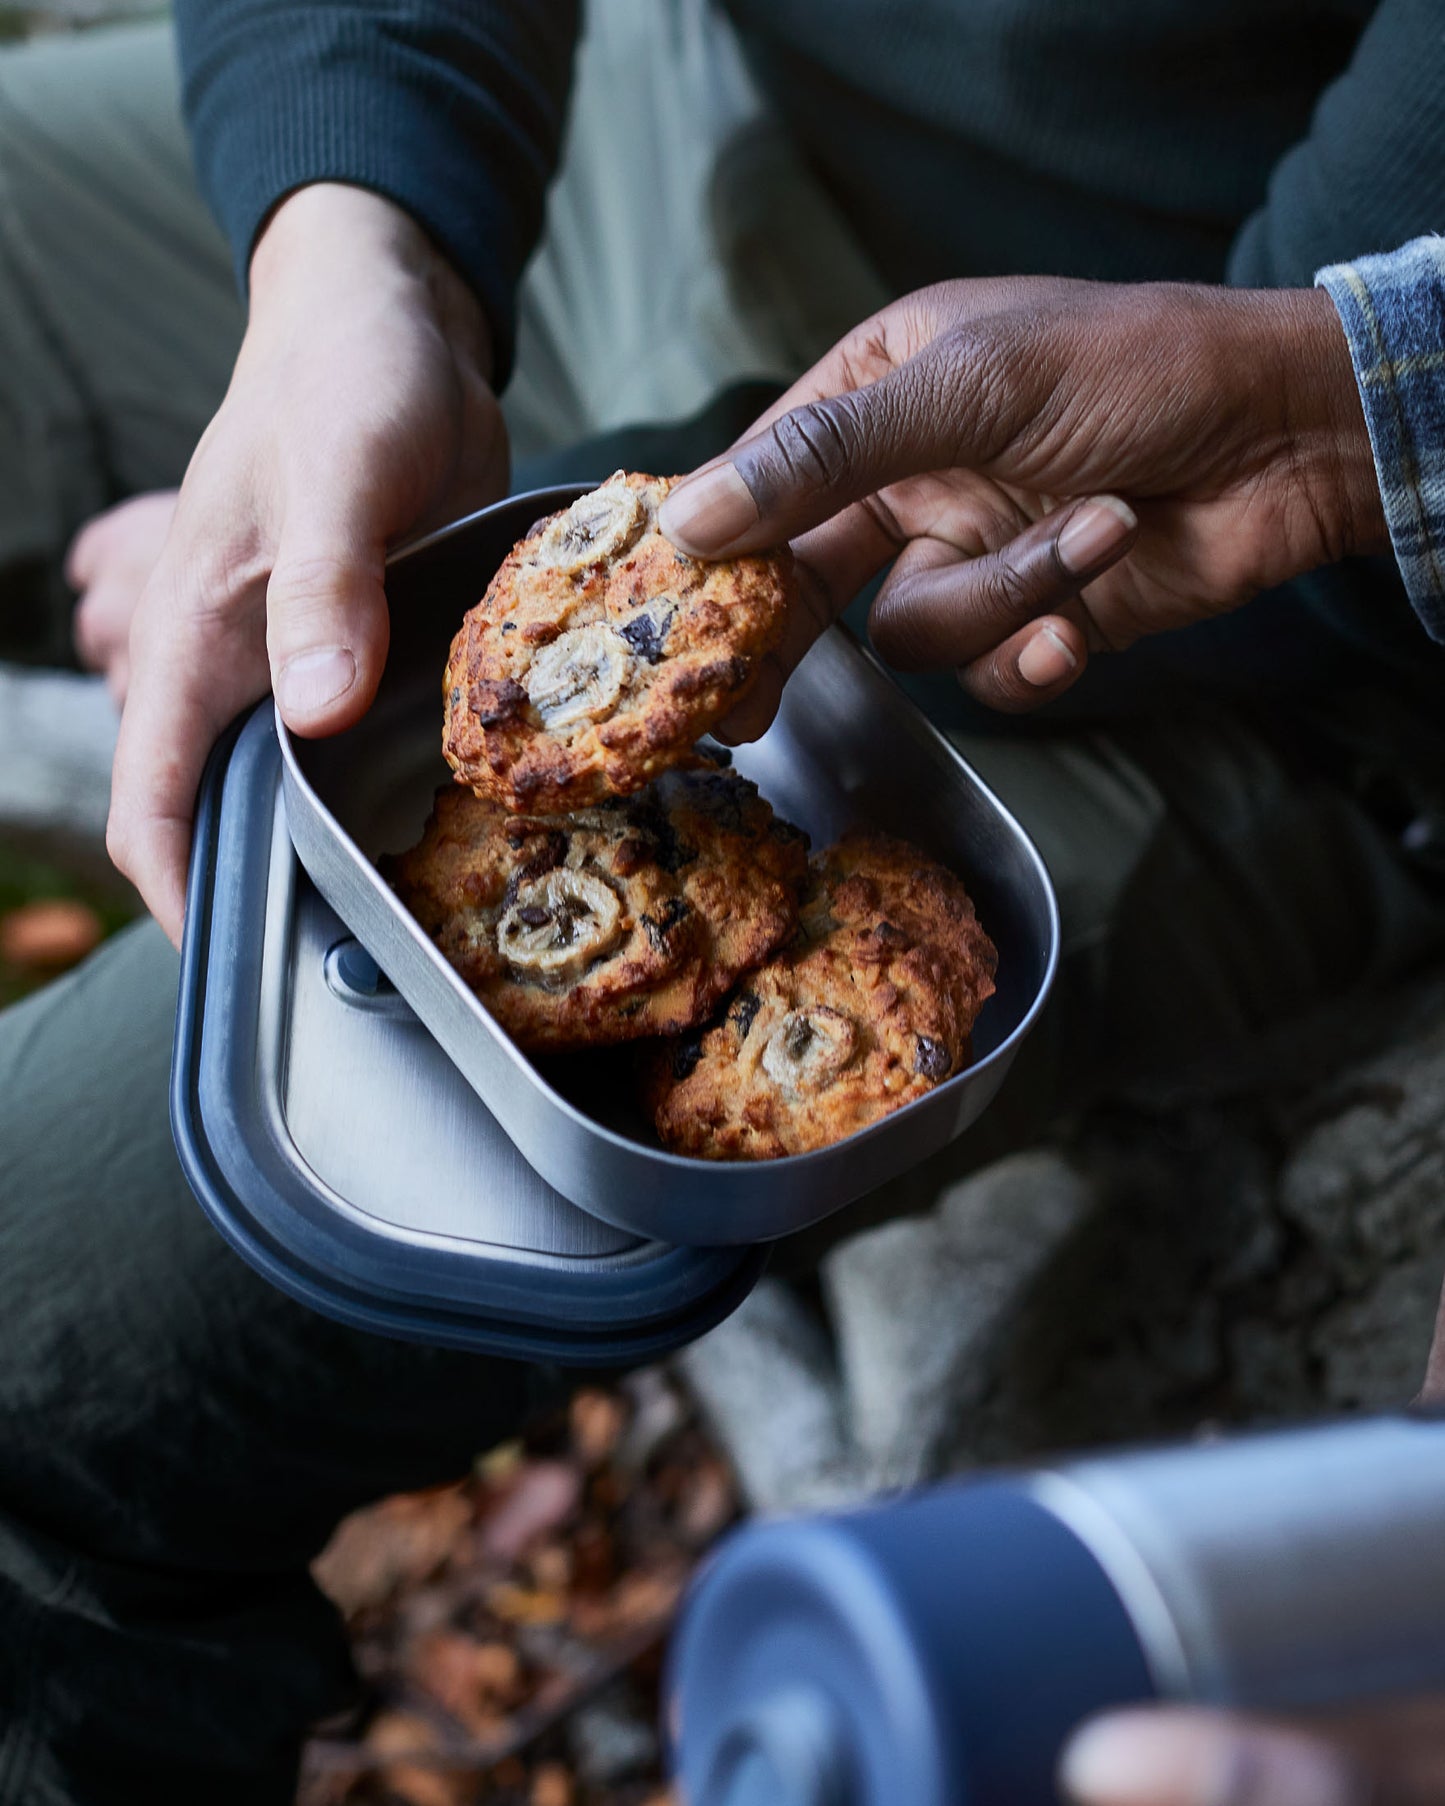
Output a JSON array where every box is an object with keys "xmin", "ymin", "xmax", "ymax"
[
  {"xmin": 497, "ymin": 869, "xmax": 624, "ymax": 985},
  {"xmin": 645, "ymin": 834, "xmax": 998, "ymax": 1159},
  {"xmin": 524, "ymin": 624, "xmax": 634, "ymax": 731},
  {"xmin": 535, "ymin": 477, "xmax": 645, "ymax": 573},
  {"xmin": 443, "ymin": 472, "xmax": 795, "ymax": 814},
  {"xmin": 381, "ymin": 767, "xmax": 808, "ymax": 1053},
  {"xmin": 759, "ymin": 1005, "xmax": 859, "ymax": 1099}
]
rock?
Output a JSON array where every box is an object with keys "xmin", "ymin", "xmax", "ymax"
[
  {"xmin": 822, "ymin": 1151, "xmax": 1097, "ymax": 1488},
  {"xmin": 1307, "ymin": 1257, "xmax": 1442, "ymax": 1410},
  {"xmin": 0, "ymin": 897, "xmax": 103, "ymax": 970},
  {"xmin": 1280, "ymin": 1013, "xmax": 1445, "ymax": 1270},
  {"xmin": 679, "ymin": 988, "xmax": 1445, "ymax": 1504},
  {"xmin": 0, "ymin": 662, "xmax": 122, "ymax": 889},
  {"xmin": 674, "ymin": 1277, "xmax": 855, "ymax": 1511}
]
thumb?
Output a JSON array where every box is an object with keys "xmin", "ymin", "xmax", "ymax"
[
  {"xmin": 266, "ymin": 505, "xmax": 390, "ymax": 737},
  {"xmin": 658, "ymin": 331, "xmax": 1014, "ymax": 557}
]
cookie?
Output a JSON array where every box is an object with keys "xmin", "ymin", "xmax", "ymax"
[
  {"xmin": 644, "ymin": 833, "xmax": 997, "ymax": 1159},
  {"xmin": 381, "ymin": 766, "xmax": 808, "ymax": 1053},
  {"xmin": 442, "ymin": 472, "xmax": 795, "ymax": 813}
]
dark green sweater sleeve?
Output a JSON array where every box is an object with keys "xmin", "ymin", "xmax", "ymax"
[
  {"xmin": 1228, "ymin": 0, "xmax": 1445, "ymax": 288},
  {"xmin": 174, "ymin": 0, "xmax": 580, "ymax": 385}
]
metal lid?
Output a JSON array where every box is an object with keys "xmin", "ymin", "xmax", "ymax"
[
  {"xmin": 172, "ymin": 706, "xmax": 764, "ymax": 1360},
  {"xmin": 669, "ymin": 1481, "xmax": 1156, "ymax": 1806}
]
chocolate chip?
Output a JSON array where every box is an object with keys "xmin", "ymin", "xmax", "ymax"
[
  {"xmin": 500, "ymin": 621, "xmax": 517, "ymax": 635},
  {"xmin": 671, "ymin": 1036, "xmax": 704, "ymax": 1081},
  {"xmin": 469, "ymin": 676, "xmax": 528, "ymax": 725},
  {"xmin": 623, "ymin": 793, "xmax": 696, "ymax": 872},
  {"xmin": 517, "ymin": 905, "xmax": 551, "ymax": 929},
  {"xmin": 450, "ymin": 687, "xmax": 462, "ymax": 706},
  {"xmin": 657, "ymin": 835, "xmax": 697, "ymax": 875},
  {"xmin": 784, "ymin": 1016, "xmax": 816, "ymax": 1059},
  {"xmin": 518, "ymin": 831, "xmax": 568, "ymax": 881},
  {"xmin": 729, "ymin": 990, "xmax": 761, "ymax": 1041},
  {"xmin": 613, "ymin": 835, "xmax": 649, "ymax": 876},
  {"xmin": 689, "ymin": 771, "xmax": 752, "ymax": 833},
  {"xmin": 914, "ymin": 1035, "xmax": 952, "ymax": 1081},
  {"xmin": 874, "ymin": 921, "xmax": 911, "ymax": 948},
  {"xmin": 640, "ymin": 896, "xmax": 692, "ymax": 950},
  {"xmin": 618, "ymin": 608, "xmax": 673, "ymax": 664}
]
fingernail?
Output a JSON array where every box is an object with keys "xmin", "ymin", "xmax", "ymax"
[
  {"xmin": 1061, "ymin": 1718, "xmax": 1174, "ymax": 1805},
  {"xmin": 1060, "ymin": 1713, "xmax": 1362, "ymax": 1806},
  {"xmin": 1056, "ymin": 496, "xmax": 1137, "ymax": 575},
  {"xmin": 658, "ymin": 463, "xmax": 758, "ymax": 554},
  {"xmin": 275, "ymin": 647, "xmax": 356, "ymax": 717},
  {"xmin": 1018, "ymin": 625, "xmax": 1077, "ymax": 688}
]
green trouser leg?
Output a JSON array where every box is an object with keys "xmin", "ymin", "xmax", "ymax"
[
  {"xmin": 0, "ymin": 923, "xmax": 558, "ymax": 1803},
  {"xmin": 0, "ymin": 21, "xmax": 242, "ymax": 664}
]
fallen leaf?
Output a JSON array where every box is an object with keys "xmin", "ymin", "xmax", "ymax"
[
  {"xmin": 530, "ymin": 1761, "xmax": 574, "ymax": 1806},
  {"xmin": 528, "ymin": 1542, "xmax": 573, "ymax": 1595},
  {"xmin": 570, "ymin": 1388, "xmax": 626, "ymax": 1468},
  {"xmin": 409, "ymin": 1630, "xmax": 525, "ymax": 1728},
  {"xmin": 482, "ymin": 1460, "xmax": 581, "ymax": 1563},
  {"xmin": 361, "ymin": 1711, "xmax": 466, "ymax": 1806},
  {"xmin": 313, "ymin": 1485, "xmax": 473, "ymax": 1616},
  {"xmin": 487, "ymin": 1581, "xmax": 568, "ymax": 1627},
  {"xmin": 676, "ymin": 1458, "xmax": 736, "ymax": 1546},
  {"xmin": 0, "ymin": 898, "xmax": 103, "ymax": 970}
]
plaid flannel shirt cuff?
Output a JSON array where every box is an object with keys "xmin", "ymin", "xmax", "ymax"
[{"xmin": 1317, "ymin": 236, "xmax": 1445, "ymax": 646}]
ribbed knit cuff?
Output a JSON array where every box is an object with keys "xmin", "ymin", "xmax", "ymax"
[
  {"xmin": 1317, "ymin": 237, "xmax": 1445, "ymax": 646},
  {"xmin": 178, "ymin": 7, "xmax": 574, "ymax": 389}
]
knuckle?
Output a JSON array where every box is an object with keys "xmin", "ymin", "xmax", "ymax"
[
  {"xmin": 929, "ymin": 319, "xmax": 1035, "ymax": 463},
  {"xmin": 959, "ymin": 649, "xmax": 1034, "ymax": 715},
  {"xmin": 190, "ymin": 547, "xmax": 267, "ymax": 616},
  {"xmin": 979, "ymin": 552, "xmax": 1038, "ymax": 624},
  {"xmin": 867, "ymin": 586, "xmax": 928, "ymax": 668},
  {"xmin": 104, "ymin": 809, "xmax": 135, "ymax": 877},
  {"xmin": 267, "ymin": 551, "xmax": 363, "ymax": 610},
  {"xmin": 759, "ymin": 393, "xmax": 869, "ymax": 500}
]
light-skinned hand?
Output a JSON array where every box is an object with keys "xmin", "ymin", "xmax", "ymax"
[
  {"xmin": 106, "ymin": 183, "xmax": 508, "ymax": 944},
  {"xmin": 68, "ymin": 489, "xmax": 179, "ymax": 705}
]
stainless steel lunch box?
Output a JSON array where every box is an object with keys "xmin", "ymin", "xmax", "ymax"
[
  {"xmin": 277, "ymin": 487, "xmax": 1061, "ymax": 1247},
  {"xmin": 173, "ymin": 704, "xmax": 766, "ymax": 1358}
]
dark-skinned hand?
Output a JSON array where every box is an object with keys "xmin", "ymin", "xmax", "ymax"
[{"xmin": 656, "ymin": 276, "xmax": 1388, "ymax": 732}]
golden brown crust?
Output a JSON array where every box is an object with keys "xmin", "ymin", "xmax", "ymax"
[
  {"xmin": 381, "ymin": 768, "xmax": 809, "ymax": 1053},
  {"xmin": 643, "ymin": 833, "xmax": 997, "ymax": 1159},
  {"xmin": 442, "ymin": 473, "xmax": 795, "ymax": 814}
]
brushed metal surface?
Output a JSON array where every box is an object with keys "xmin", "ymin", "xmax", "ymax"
[
  {"xmin": 175, "ymin": 702, "xmax": 767, "ymax": 1357},
  {"xmin": 253, "ymin": 769, "xmax": 642, "ymax": 1263},
  {"xmin": 279, "ymin": 488, "xmax": 1060, "ymax": 1245},
  {"xmin": 1035, "ymin": 1416, "xmax": 1445, "ymax": 1712},
  {"xmin": 281, "ymin": 891, "xmax": 635, "ymax": 1260}
]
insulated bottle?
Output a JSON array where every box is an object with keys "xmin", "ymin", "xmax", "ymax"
[{"xmin": 669, "ymin": 1415, "xmax": 1445, "ymax": 1806}]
